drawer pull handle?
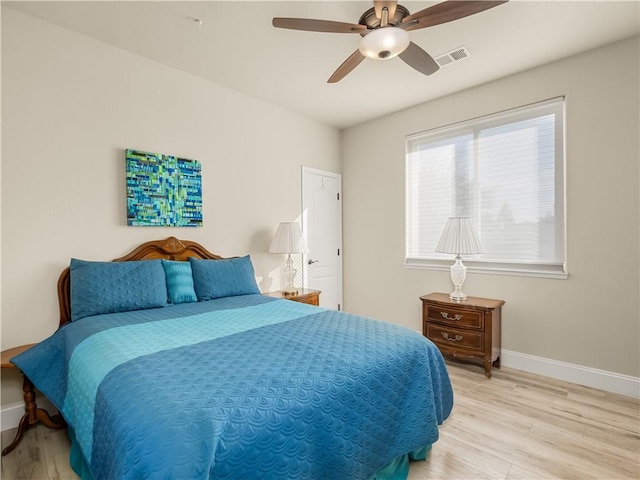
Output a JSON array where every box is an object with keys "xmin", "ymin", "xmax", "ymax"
[
  {"xmin": 442, "ymin": 332, "xmax": 463, "ymax": 342},
  {"xmin": 441, "ymin": 312, "xmax": 463, "ymax": 321}
]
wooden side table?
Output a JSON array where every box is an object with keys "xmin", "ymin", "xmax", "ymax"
[
  {"xmin": 1, "ymin": 344, "xmax": 66, "ymax": 456},
  {"xmin": 264, "ymin": 288, "xmax": 321, "ymax": 306},
  {"xmin": 421, "ymin": 292, "xmax": 504, "ymax": 378}
]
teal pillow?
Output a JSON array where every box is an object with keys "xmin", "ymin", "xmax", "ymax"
[
  {"xmin": 189, "ymin": 256, "xmax": 260, "ymax": 301},
  {"xmin": 70, "ymin": 259, "xmax": 167, "ymax": 321},
  {"xmin": 161, "ymin": 259, "xmax": 197, "ymax": 304}
]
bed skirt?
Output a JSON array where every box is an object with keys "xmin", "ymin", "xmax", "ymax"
[{"xmin": 69, "ymin": 427, "xmax": 432, "ymax": 480}]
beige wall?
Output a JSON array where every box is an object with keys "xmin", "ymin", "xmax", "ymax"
[
  {"xmin": 1, "ymin": 8, "xmax": 638, "ymax": 412},
  {"xmin": 0, "ymin": 8, "xmax": 340, "ymax": 406},
  {"xmin": 342, "ymin": 36, "xmax": 640, "ymax": 378}
]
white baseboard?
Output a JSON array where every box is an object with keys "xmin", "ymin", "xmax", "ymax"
[
  {"xmin": 0, "ymin": 397, "xmax": 58, "ymax": 433},
  {"xmin": 501, "ymin": 349, "xmax": 640, "ymax": 398},
  {"xmin": 0, "ymin": 402, "xmax": 25, "ymax": 433}
]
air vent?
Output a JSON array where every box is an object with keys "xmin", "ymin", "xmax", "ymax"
[{"xmin": 435, "ymin": 46, "xmax": 471, "ymax": 67}]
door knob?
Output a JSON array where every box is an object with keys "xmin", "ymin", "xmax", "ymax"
[{"xmin": 308, "ymin": 259, "xmax": 319, "ymax": 265}]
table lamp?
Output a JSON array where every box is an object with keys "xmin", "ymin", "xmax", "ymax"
[
  {"xmin": 268, "ymin": 221, "xmax": 309, "ymax": 295},
  {"xmin": 435, "ymin": 217, "xmax": 483, "ymax": 301}
]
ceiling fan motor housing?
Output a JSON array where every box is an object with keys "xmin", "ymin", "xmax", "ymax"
[{"xmin": 358, "ymin": 5, "xmax": 410, "ymax": 28}]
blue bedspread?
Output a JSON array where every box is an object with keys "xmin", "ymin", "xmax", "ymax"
[{"xmin": 13, "ymin": 294, "xmax": 453, "ymax": 480}]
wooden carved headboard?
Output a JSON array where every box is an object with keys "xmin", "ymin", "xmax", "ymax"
[{"xmin": 57, "ymin": 237, "xmax": 224, "ymax": 327}]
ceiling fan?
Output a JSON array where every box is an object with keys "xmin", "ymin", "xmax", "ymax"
[{"xmin": 273, "ymin": 0, "xmax": 508, "ymax": 83}]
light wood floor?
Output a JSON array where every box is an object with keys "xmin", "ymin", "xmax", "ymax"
[{"xmin": 2, "ymin": 361, "xmax": 639, "ymax": 479}]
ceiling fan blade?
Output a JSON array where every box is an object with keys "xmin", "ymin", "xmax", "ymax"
[
  {"xmin": 272, "ymin": 17, "xmax": 368, "ymax": 34},
  {"xmin": 399, "ymin": 42, "xmax": 440, "ymax": 76},
  {"xmin": 400, "ymin": 0, "xmax": 508, "ymax": 31},
  {"xmin": 328, "ymin": 50, "xmax": 366, "ymax": 83}
]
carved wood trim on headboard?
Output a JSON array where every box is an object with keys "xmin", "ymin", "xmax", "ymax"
[{"xmin": 57, "ymin": 237, "xmax": 225, "ymax": 327}]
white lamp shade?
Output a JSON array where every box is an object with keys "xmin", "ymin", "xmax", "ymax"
[
  {"xmin": 435, "ymin": 217, "xmax": 483, "ymax": 255},
  {"xmin": 359, "ymin": 27, "xmax": 410, "ymax": 60},
  {"xmin": 268, "ymin": 222, "xmax": 309, "ymax": 254}
]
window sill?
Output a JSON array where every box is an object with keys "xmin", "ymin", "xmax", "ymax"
[{"xmin": 405, "ymin": 258, "xmax": 568, "ymax": 280}]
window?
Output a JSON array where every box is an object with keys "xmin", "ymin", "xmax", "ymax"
[{"xmin": 405, "ymin": 98, "xmax": 566, "ymax": 278}]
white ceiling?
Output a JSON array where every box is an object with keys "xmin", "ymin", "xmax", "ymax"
[{"xmin": 5, "ymin": 0, "xmax": 639, "ymax": 129}]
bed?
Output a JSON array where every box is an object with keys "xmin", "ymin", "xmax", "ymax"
[{"xmin": 12, "ymin": 237, "xmax": 453, "ymax": 480}]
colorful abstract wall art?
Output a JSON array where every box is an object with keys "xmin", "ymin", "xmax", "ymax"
[{"xmin": 126, "ymin": 149, "xmax": 202, "ymax": 227}]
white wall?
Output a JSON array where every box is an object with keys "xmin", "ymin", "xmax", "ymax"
[
  {"xmin": 0, "ymin": 8, "xmax": 340, "ymax": 406},
  {"xmin": 342, "ymin": 36, "xmax": 640, "ymax": 381}
]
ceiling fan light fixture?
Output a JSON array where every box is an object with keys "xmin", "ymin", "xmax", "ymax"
[{"xmin": 359, "ymin": 27, "xmax": 410, "ymax": 60}]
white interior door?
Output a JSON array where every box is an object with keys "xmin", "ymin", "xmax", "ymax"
[{"xmin": 301, "ymin": 167, "xmax": 342, "ymax": 310}]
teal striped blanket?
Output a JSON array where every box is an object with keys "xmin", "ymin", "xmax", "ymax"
[{"xmin": 13, "ymin": 294, "xmax": 453, "ymax": 479}]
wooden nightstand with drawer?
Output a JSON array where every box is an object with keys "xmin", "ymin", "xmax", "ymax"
[
  {"xmin": 420, "ymin": 292, "xmax": 504, "ymax": 378},
  {"xmin": 264, "ymin": 288, "xmax": 321, "ymax": 306}
]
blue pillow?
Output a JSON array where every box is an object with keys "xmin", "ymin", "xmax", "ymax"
[
  {"xmin": 161, "ymin": 259, "xmax": 197, "ymax": 304},
  {"xmin": 189, "ymin": 256, "xmax": 260, "ymax": 301},
  {"xmin": 70, "ymin": 259, "xmax": 168, "ymax": 321}
]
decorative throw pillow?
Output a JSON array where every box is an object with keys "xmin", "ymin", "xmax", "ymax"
[
  {"xmin": 70, "ymin": 259, "xmax": 168, "ymax": 321},
  {"xmin": 189, "ymin": 256, "xmax": 261, "ymax": 301},
  {"xmin": 161, "ymin": 259, "xmax": 197, "ymax": 304}
]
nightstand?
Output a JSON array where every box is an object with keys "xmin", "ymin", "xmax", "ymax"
[
  {"xmin": 1, "ymin": 344, "xmax": 66, "ymax": 455},
  {"xmin": 420, "ymin": 292, "xmax": 504, "ymax": 378},
  {"xmin": 264, "ymin": 288, "xmax": 321, "ymax": 306}
]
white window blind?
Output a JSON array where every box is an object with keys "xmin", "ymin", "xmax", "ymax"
[{"xmin": 405, "ymin": 98, "xmax": 566, "ymax": 278}]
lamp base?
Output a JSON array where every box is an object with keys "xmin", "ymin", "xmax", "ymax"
[
  {"xmin": 449, "ymin": 287, "xmax": 468, "ymax": 302},
  {"xmin": 449, "ymin": 255, "xmax": 468, "ymax": 302},
  {"xmin": 283, "ymin": 254, "xmax": 298, "ymax": 297}
]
